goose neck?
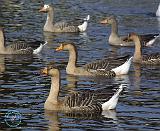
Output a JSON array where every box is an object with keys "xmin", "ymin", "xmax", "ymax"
[
  {"xmin": 66, "ymin": 47, "xmax": 77, "ymax": 74},
  {"xmin": 133, "ymin": 37, "xmax": 142, "ymax": 63},
  {"xmin": 44, "ymin": 8, "xmax": 54, "ymax": 30},
  {"xmin": 111, "ymin": 20, "xmax": 118, "ymax": 36},
  {"xmin": 46, "ymin": 73, "xmax": 60, "ymax": 104},
  {"xmin": 0, "ymin": 31, "xmax": 5, "ymax": 51}
]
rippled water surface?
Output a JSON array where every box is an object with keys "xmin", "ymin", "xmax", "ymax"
[{"xmin": 0, "ymin": 0, "xmax": 160, "ymax": 130}]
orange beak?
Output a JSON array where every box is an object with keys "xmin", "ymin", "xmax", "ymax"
[
  {"xmin": 100, "ymin": 19, "xmax": 108, "ymax": 24},
  {"xmin": 56, "ymin": 44, "xmax": 63, "ymax": 51},
  {"xmin": 39, "ymin": 7, "xmax": 47, "ymax": 12},
  {"xmin": 40, "ymin": 67, "xmax": 48, "ymax": 75}
]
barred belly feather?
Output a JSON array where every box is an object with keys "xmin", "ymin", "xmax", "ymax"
[{"xmin": 142, "ymin": 53, "xmax": 160, "ymax": 65}]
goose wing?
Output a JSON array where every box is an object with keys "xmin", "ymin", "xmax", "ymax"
[
  {"xmin": 64, "ymin": 92, "xmax": 102, "ymax": 113},
  {"xmin": 6, "ymin": 43, "xmax": 33, "ymax": 54},
  {"xmin": 6, "ymin": 42, "xmax": 30, "ymax": 50},
  {"xmin": 54, "ymin": 21, "xmax": 78, "ymax": 32},
  {"xmin": 54, "ymin": 21, "xmax": 69, "ymax": 29},
  {"xmin": 84, "ymin": 55, "xmax": 130, "ymax": 71},
  {"xmin": 140, "ymin": 34, "xmax": 159, "ymax": 46},
  {"xmin": 140, "ymin": 34, "xmax": 159, "ymax": 41}
]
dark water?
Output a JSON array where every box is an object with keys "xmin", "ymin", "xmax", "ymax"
[{"xmin": 0, "ymin": 0, "xmax": 160, "ymax": 130}]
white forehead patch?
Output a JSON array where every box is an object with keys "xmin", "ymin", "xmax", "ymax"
[{"xmin": 44, "ymin": 4, "xmax": 49, "ymax": 9}]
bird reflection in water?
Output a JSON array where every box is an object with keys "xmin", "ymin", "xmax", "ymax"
[{"xmin": 44, "ymin": 109, "xmax": 117, "ymax": 131}]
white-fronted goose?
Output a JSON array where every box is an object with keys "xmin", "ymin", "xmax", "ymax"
[
  {"xmin": 100, "ymin": 16, "xmax": 159, "ymax": 46},
  {"xmin": 39, "ymin": 4, "xmax": 90, "ymax": 33},
  {"xmin": 127, "ymin": 32, "xmax": 160, "ymax": 65},
  {"xmin": 56, "ymin": 43, "xmax": 132, "ymax": 76},
  {"xmin": 156, "ymin": 3, "xmax": 160, "ymax": 17},
  {"xmin": 0, "ymin": 28, "xmax": 46, "ymax": 55},
  {"xmin": 41, "ymin": 65, "xmax": 124, "ymax": 111}
]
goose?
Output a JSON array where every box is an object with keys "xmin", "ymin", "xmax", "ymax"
[
  {"xmin": 39, "ymin": 4, "xmax": 90, "ymax": 33},
  {"xmin": 0, "ymin": 28, "xmax": 46, "ymax": 55},
  {"xmin": 100, "ymin": 16, "xmax": 159, "ymax": 46},
  {"xmin": 156, "ymin": 3, "xmax": 160, "ymax": 17},
  {"xmin": 126, "ymin": 32, "xmax": 160, "ymax": 65},
  {"xmin": 41, "ymin": 65, "xmax": 124, "ymax": 111},
  {"xmin": 56, "ymin": 43, "xmax": 132, "ymax": 76}
]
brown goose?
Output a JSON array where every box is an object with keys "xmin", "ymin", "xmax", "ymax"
[
  {"xmin": 100, "ymin": 16, "xmax": 159, "ymax": 46},
  {"xmin": 56, "ymin": 43, "xmax": 132, "ymax": 76},
  {"xmin": 41, "ymin": 65, "xmax": 124, "ymax": 111},
  {"xmin": 39, "ymin": 4, "xmax": 90, "ymax": 33},
  {"xmin": 0, "ymin": 28, "xmax": 46, "ymax": 55},
  {"xmin": 127, "ymin": 32, "xmax": 160, "ymax": 65}
]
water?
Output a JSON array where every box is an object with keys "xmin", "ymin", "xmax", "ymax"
[{"xmin": 0, "ymin": 0, "xmax": 160, "ymax": 130}]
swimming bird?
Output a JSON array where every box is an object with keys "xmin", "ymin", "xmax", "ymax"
[
  {"xmin": 127, "ymin": 32, "xmax": 160, "ymax": 65},
  {"xmin": 39, "ymin": 4, "xmax": 90, "ymax": 33},
  {"xmin": 0, "ymin": 28, "xmax": 46, "ymax": 55},
  {"xmin": 56, "ymin": 43, "xmax": 132, "ymax": 77},
  {"xmin": 100, "ymin": 16, "xmax": 159, "ymax": 46},
  {"xmin": 41, "ymin": 65, "xmax": 124, "ymax": 111}
]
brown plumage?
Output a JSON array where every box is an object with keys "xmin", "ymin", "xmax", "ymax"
[
  {"xmin": 55, "ymin": 43, "xmax": 132, "ymax": 77},
  {"xmin": 64, "ymin": 92, "xmax": 102, "ymax": 113},
  {"xmin": 41, "ymin": 66, "xmax": 124, "ymax": 112},
  {"xmin": 127, "ymin": 32, "xmax": 160, "ymax": 65},
  {"xmin": 100, "ymin": 16, "xmax": 159, "ymax": 46},
  {"xmin": 0, "ymin": 28, "xmax": 45, "ymax": 55},
  {"xmin": 39, "ymin": 4, "xmax": 89, "ymax": 33}
]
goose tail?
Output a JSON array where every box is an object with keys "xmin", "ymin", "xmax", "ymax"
[
  {"xmin": 78, "ymin": 15, "xmax": 90, "ymax": 32},
  {"xmin": 102, "ymin": 84, "xmax": 124, "ymax": 110},
  {"xmin": 83, "ymin": 15, "xmax": 90, "ymax": 21},
  {"xmin": 111, "ymin": 57, "xmax": 133, "ymax": 75},
  {"xmin": 146, "ymin": 34, "xmax": 160, "ymax": 46},
  {"xmin": 33, "ymin": 41, "xmax": 47, "ymax": 54}
]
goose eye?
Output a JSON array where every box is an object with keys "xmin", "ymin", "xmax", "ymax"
[
  {"xmin": 44, "ymin": 5, "xmax": 49, "ymax": 9},
  {"xmin": 49, "ymin": 66, "xmax": 53, "ymax": 70}
]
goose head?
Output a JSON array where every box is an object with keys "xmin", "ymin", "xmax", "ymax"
[
  {"xmin": 127, "ymin": 32, "xmax": 139, "ymax": 41},
  {"xmin": 41, "ymin": 65, "xmax": 59, "ymax": 77},
  {"xmin": 39, "ymin": 4, "xmax": 53, "ymax": 13},
  {"xmin": 56, "ymin": 43, "xmax": 76, "ymax": 51},
  {"xmin": 100, "ymin": 16, "xmax": 116, "ymax": 25}
]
